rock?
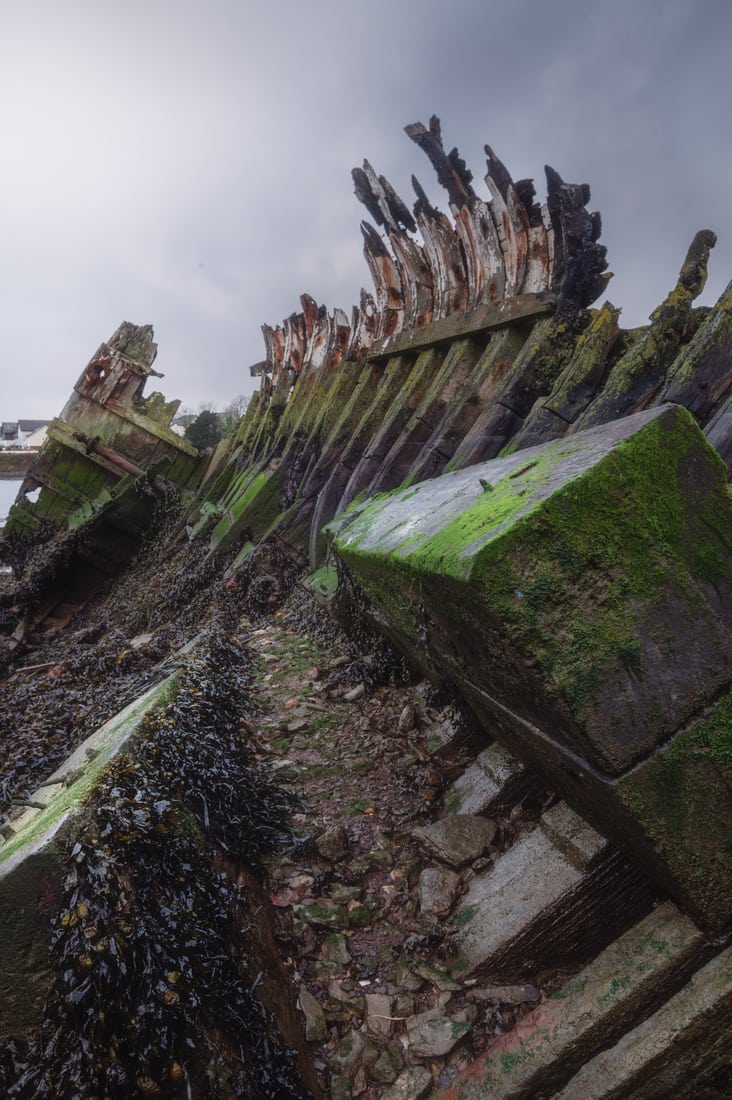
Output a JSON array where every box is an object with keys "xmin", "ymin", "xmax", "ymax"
[
  {"xmin": 292, "ymin": 919, "xmax": 319, "ymax": 956},
  {"xmin": 413, "ymin": 815, "xmax": 496, "ymax": 867},
  {"xmin": 369, "ymin": 1040, "xmax": 405, "ymax": 1084},
  {"xmin": 418, "ymin": 866, "xmax": 461, "ymax": 916},
  {"xmin": 331, "ymin": 884, "xmax": 362, "ymax": 905},
  {"xmin": 331, "ymin": 1028, "xmax": 378, "ymax": 1076},
  {"xmin": 348, "ymin": 902, "xmax": 373, "ymax": 928},
  {"xmin": 293, "ymin": 899, "xmax": 345, "ymax": 929},
  {"xmin": 444, "ymin": 743, "xmax": 529, "ymax": 816},
  {"xmin": 352, "ymin": 1065, "xmax": 368, "ymax": 1096},
  {"xmin": 381, "ymin": 1065, "xmax": 433, "ymax": 1100},
  {"xmin": 349, "ymin": 849, "xmax": 392, "ymax": 876},
  {"xmin": 330, "ymin": 1076, "xmax": 352, "ymax": 1100},
  {"xmin": 321, "ymin": 932, "xmax": 351, "ymax": 966},
  {"xmin": 467, "ymin": 983, "xmax": 541, "ymax": 1005},
  {"xmin": 328, "ymin": 980, "xmax": 364, "ymax": 1017},
  {"xmin": 395, "ymin": 993, "xmax": 415, "ymax": 1017},
  {"xmin": 365, "ymin": 993, "xmax": 395, "ymax": 1040},
  {"xmin": 307, "ymin": 960, "xmax": 342, "ymax": 980},
  {"xmin": 406, "ymin": 1012, "xmax": 473, "ymax": 1058},
  {"xmin": 413, "ymin": 960, "xmax": 461, "ymax": 992},
  {"xmin": 344, "ymin": 684, "xmax": 365, "ymax": 702},
  {"xmin": 398, "ymin": 704, "xmax": 417, "ymax": 733},
  {"xmin": 315, "ymin": 824, "xmax": 348, "ymax": 862},
  {"xmin": 396, "ymin": 958, "xmax": 424, "ymax": 992},
  {"xmin": 298, "ymin": 987, "xmax": 328, "ymax": 1042}
]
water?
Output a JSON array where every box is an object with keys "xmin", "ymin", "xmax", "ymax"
[{"xmin": 0, "ymin": 480, "xmax": 21, "ymax": 527}]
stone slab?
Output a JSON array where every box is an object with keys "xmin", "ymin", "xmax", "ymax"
[
  {"xmin": 414, "ymin": 815, "xmax": 496, "ymax": 867},
  {"xmin": 434, "ymin": 902, "xmax": 706, "ymax": 1099},
  {"xmin": 444, "ymin": 743, "xmax": 529, "ymax": 817},
  {"xmin": 449, "ymin": 803, "xmax": 607, "ymax": 978},
  {"xmin": 556, "ymin": 944, "xmax": 732, "ymax": 1100}
]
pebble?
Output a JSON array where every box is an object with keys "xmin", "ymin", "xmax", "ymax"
[
  {"xmin": 418, "ymin": 865, "xmax": 461, "ymax": 917},
  {"xmin": 315, "ymin": 824, "xmax": 349, "ymax": 861},
  {"xmin": 381, "ymin": 1066, "xmax": 433, "ymax": 1100},
  {"xmin": 365, "ymin": 993, "xmax": 395, "ymax": 1040}
]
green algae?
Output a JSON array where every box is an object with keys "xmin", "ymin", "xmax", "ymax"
[
  {"xmin": 400, "ymin": 451, "xmax": 559, "ymax": 576},
  {"xmin": 468, "ymin": 408, "xmax": 732, "ymax": 725},
  {"xmin": 210, "ymin": 469, "xmax": 284, "ymax": 549}
]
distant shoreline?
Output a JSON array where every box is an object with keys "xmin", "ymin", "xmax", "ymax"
[{"xmin": 0, "ymin": 452, "xmax": 34, "ymax": 479}]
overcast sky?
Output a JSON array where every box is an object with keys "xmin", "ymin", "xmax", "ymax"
[{"xmin": 1, "ymin": 0, "xmax": 730, "ymax": 418}]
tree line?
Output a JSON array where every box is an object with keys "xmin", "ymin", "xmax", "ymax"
[{"xmin": 180, "ymin": 394, "xmax": 249, "ymax": 451}]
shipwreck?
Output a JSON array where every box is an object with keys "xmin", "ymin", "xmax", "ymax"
[{"xmin": 0, "ymin": 116, "xmax": 730, "ymax": 1098}]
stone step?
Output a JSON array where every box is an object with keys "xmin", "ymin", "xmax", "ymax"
[
  {"xmin": 555, "ymin": 943, "xmax": 732, "ymax": 1100},
  {"xmin": 443, "ymin": 742, "xmax": 540, "ymax": 817},
  {"xmin": 449, "ymin": 801, "xmax": 655, "ymax": 980},
  {"xmin": 434, "ymin": 901, "xmax": 707, "ymax": 1100}
]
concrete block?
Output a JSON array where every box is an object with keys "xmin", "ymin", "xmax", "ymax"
[
  {"xmin": 449, "ymin": 803, "xmax": 643, "ymax": 979},
  {"xmin": 444, "ymin": 743, "xmax": 532, "ymax": 817},
  {"xmin": 435, "ymin": 902, "xmax": 706, "ymax": 1099},
  {"xmin": 556, "ymin": 945, "xmax": 732, "ymax": 1100}
]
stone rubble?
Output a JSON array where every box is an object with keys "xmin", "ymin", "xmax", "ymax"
[{"xmin": 246, "ymin": 602, "xmax": 728, "ymax": 1099}]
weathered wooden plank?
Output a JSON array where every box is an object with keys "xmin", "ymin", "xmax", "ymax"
[{"xmin": 366, "ymin": 292, "xmax": 555, "ymax": 360}]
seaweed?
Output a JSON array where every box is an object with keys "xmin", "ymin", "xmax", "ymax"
[{"xmin": 0, "ymin": 625, "xmax": 310, "ymax": 1099}]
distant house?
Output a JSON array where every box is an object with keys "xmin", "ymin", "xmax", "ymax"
[
  {"xmin": 1, "ymin": 422, "xmax": 20, "ymax": 448},
  {"xmin": 22, "ymin": 423, "xmax": 49, "ymax": 450},
  {"xmin": 0, "ymin": 420, "xmax": 50, "ymax": 449}
]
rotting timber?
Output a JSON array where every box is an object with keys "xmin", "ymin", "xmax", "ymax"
[{"xmin": 0, "ymin": 116, "xmax": 731, "ymax": 1098}]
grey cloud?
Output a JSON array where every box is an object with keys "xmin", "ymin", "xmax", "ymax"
[{"xmin": 0, "ymin": 0, "xmax": 730, "ymax": 416}]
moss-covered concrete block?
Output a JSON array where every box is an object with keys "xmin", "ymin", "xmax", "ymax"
[{"xmin": 330, "ymin": 404, "xmax": 732, "ymax": 925}]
